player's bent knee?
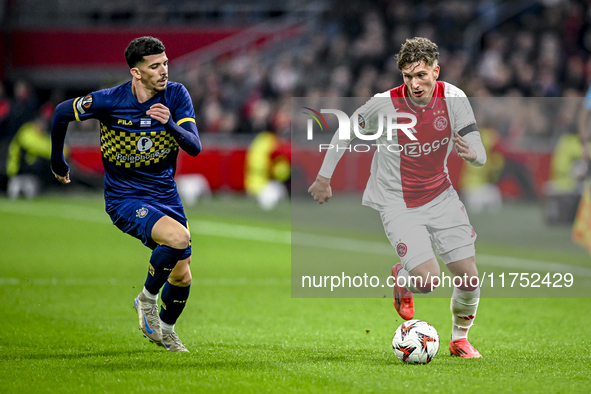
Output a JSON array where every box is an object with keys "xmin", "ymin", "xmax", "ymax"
[
  {"xmin": 168, "ymin": 227, "xmax": 191, "ymax": 249},
  {"xmin": 152, "ymin": 216, "xmax": 191, "ymax": 249}
]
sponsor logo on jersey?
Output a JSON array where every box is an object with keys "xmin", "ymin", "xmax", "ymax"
[
  {"xmin": 100, "ymin": 124, "xmax": 179, "ymax": 168},
  {"xmin": 116, "ymin": 149, "xmax": 171, "ymax": 165},
  {"xmin": 76, "ymin": 95, "xmax": 93, "ymax": 114},
  {"xmin": 319, "ymin": 136, "xmax": 451, "ymax": 157},
  {"xmin": 117, "ymin": 119, "xmax": 132, "ymax": 126},
  {"xmin": 402, "ymin": 137, "xmax": 449, "ymax": 157},
  {"xmin": 137, "ymin": 136, "xmax": 153, "ymax": 152},
  {"xmin": 140, "ymin": 117, "xmax": 152, "ymax": 127},
  {"xmin": 136, "ymin": 207, "xmax": 149, "ymax": 218},
  {"xmin": 433, "ymin": 115, "xmax": 448, "ymax": 131}
]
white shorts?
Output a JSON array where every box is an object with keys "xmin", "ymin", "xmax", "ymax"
[{"xmin": 379, "ymin": 187, "xmax": 476, "ymax": 271}]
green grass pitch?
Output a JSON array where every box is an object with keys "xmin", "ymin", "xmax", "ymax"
[{"xmin": 0, "ymin": 194, "xmax": 590, "ymax": 393}]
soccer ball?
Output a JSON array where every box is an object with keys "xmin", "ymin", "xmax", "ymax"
[{"xmin": 392, "ymin": 319, "xmax": 439, "ymax": 364}]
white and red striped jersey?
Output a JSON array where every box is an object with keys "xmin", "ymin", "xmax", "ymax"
[{"xmin": 319, "ymin": 81, "xmax": 478, "ymax": 209}]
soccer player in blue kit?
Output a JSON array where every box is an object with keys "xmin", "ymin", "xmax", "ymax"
[{"xmin": 50, "ymin": 37, "xmax": 201, "ymax": 352}]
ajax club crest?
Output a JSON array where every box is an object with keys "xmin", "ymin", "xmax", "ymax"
[
  {"xmin": 395, "ymin": 240, "xmax": 407, "ymax": 257},
  {"xmin": 433, "ymin": 115, "xmax": 448, "ymax": 131}
]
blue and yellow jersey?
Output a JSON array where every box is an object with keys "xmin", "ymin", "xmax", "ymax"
[{"xmin": 61, "ymin": 81, "xmax": 197, "ymax": 206}]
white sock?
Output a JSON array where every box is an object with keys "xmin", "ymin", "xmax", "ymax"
[
  {"xmin": 450, "ymin": 286, "xmax": 480, "ymax": 341},
  {"xmin": 161, "ymin": 321, "xmax": 174, "ymax": 334},
  {"xmin": 142, "ymin": 287, "xmax": 158, "ymax": 303}
]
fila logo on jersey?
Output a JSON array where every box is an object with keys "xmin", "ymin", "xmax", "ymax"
[
  {"xmin": 137, "ymin": 136, "xmax": 154, "ymax": 152},
  {"xmin": 76, "ymin": 95, "xmax": 93, "ymax": 114},
  {"xmin": 117, "ymin": 119, "xmax": 132, "ymax": 126}
]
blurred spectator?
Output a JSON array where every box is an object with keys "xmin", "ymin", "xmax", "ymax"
[
  {"xmin": 5, "ymin": 104, "xmax": 103, "ymax": 198},
  {"xmin": 548, "ymin": 129, "xmax": 590, "ymax": 193},
  {"xmin": 1, "ymin": 80, "xmax": 40, "ymax": 194},
  {"xmin": 5, "ymin": 107, "xmax": 58, "ymax": 198},
  {"xmin": 543, "ymin": 127, "xmax": 590, "ymax": 224},
  {"xmin": 244, "ymin": 130, "xmax": 291, "ymax": 210},
  {"xmin": 8, "ymin": 80, "xmax": 38, "ymax": 133},
  {"xmin": 540, "ymin": 82, "xmax": 591, "ymax": 223},
  {"xmin": 459, "ymin": 127, "xmax": 505, "ymax": 214}
]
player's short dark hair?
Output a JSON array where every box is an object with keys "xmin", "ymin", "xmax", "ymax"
[
  {"xmin": 124, "ymin": 36, "xmax": 166, "ymax": 68},
  {"xmin": 396, "ymin": 37, "xmax": 439, "ymax": 70}
]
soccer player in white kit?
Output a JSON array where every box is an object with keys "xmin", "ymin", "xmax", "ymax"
[{"xmin": 308, "ymin": 37, "xmax": 487, "ymax": 358}]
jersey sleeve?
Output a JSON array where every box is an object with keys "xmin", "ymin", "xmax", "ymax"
[
  {"xmin": 351, "ymin": 91, "xmax": 392, "ymax": 138},
  {"xmin": 50, "ymin": 90, "xmax": 108, "ymax": 176},
  {"xmin": 163, "ymin": 83, "xmax": 201, "ymax": 156},
  {"xmin": 71, "ymin": 91, "xmax": 108, "ymax": 122},
  {"xmin": 445, "ymin": 84, "xmax": 477, "ymax": 135},
  {"xmin": 318, "ymin": 92, "xmax": 391, "ymax": 178},
  {"xmin": 170, "ymin": 84, "xmax": 196, "ymax": 127}
]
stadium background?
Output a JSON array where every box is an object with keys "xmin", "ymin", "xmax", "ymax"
[
  {"xmin": 1, "ymin": 1, "xmax": 591, "ymax": 393},
  {"xmin": 1, "ymin": 0, "xmax": 591, "ymax": 202}
]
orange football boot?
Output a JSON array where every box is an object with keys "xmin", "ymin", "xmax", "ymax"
[
  {"xmin": 392, "ymin": 263, "xmax": 414, "ymax": 320},
  {"xmin": 449, "ymin": 338, "xmax": 483, "ymax": 358}
]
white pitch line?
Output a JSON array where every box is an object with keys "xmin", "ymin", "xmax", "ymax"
[
  {"xmin": 191, "ymin": 220, "xmax": 291, "ymax": 244},
  {"xmin": 1, "ymin": 201, "xmax": 590, "ymax": 278}
]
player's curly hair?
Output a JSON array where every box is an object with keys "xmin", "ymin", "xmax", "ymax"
[
  {"xmin": 125, "ymin": 36, "xmax": 166, "ymax": 68},
  {"xmin": 396, "ymin": 37, "xmax": 439, "ymax": 70}
]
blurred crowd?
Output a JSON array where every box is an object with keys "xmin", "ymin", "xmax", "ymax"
[
  {"xmin": 181, "ymin": 0, "xmax": 591, "ymax": 140},
  {"xmin": 3, "ymin": 1, "xmax": 591, "ymax": 139},
  {"xmin": 3, "ymin": 0, "xmax": 591, "ymax": 202}
]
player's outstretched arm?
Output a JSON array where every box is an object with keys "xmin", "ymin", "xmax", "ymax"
[
  {"xmin": 147, "ymin": 103, "xmax": 202, "ymax": 156},
  {"xmin": 308, "ymin": 174, "xmax": 332, "ymax": 204},
  {"xmin": 50, "ymin": 99, "xmax": 77, "ymax": 184}
]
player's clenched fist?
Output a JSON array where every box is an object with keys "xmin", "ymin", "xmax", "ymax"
[
  {"xmin": 308, "ymin": 174, "xmax": 332, "ymax": 204},
  {"xmin": 52, "ymin": 170, "xmax": 70, "ymax": 184}
]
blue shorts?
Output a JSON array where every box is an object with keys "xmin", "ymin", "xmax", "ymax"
[{"xmin": 106, "ymin": 198, "xmax": 192, "ymax": 260}]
